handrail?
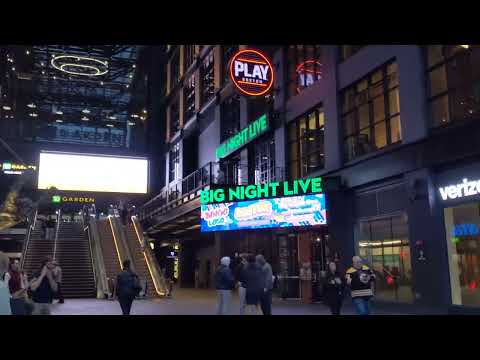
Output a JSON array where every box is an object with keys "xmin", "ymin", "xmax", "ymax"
[
  {"xmin": 85, "ymin": 222, "xmax": 97, "ymax": 293},
  {"xmin": 20, "ymin": 208, "xmax": 37, "ymax": 269},
  {"xmin": 53, "ymin": 209, "xmax": 61, "ymax": 260}
]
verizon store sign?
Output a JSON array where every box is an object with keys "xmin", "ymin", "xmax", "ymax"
[{"xmin": 439, "ymin": 178, "xmax": 480, "ymax": 201}]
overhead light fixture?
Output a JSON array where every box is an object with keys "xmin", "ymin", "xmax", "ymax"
[
  {"xmin": 129, "ymin": 74, "xmax": 133, "ymax": 78},
  {"xmin": 40, "ymin": 62, "xmax": 45, "ymax": 67},
  {"xmin": 29, "ymin": 113, "xmax": 38, "ymax": 117},
  {"xmin": 143, "ymin": 109, "xmax": 147, "ymax": 114},
  {"xmin": 51, "ymin": 55, "xmax": 108, "ymax": 77},
  {"xmin": 26, "ymin": 50, "xmax": 30, "ymax": 55},
  {"xmin": 53, "ymin": 76, "xmax": 56, "ymax": 80},
  {"xmin": 82, "ymin": 108, "xmax": 90, "ymax": 114},
  {"xmin": 2, "ymin": 106, "xmax": 11, "ymax": 111},
  {"xmin": 128, "ymin": 121, "xmax": 135, "ymax": 126},
  {"xmin": 55, "ymin": 119, "xmax": 63, "ymax": 123},
  {"xmin": 460, "ymin": 45, "xmax": 470, "ymax": 49},
  {"xmin": 42, "ymin": 70, "xmax": 46, "ymax": 75},
  {"xmin": 108, "ymin": 115, "xmax": 117, "ymax": 120},
  {"xmin": 140, "ymin": 116, "xmax": 146, "ymax": 121},
  {"xmin": 132, "ymin": 64, "xmax": 136, "ymax": 68},
  {"xmin": 27, "ymin": 103, "xmax": 36, "ymax": 109},
  {"xmin": 55, "ymin": 110, "xmax": 63, "ymax": 115},
  {"xmin": 81, "ymin": 116, "xmax": 89, "ymax": 121},
  {"xmin": 131, "ymin": 114, "xmax": 139, "ymax": 118},
  {"xmin": 106, "ymin": 124, "xmax": 114, "ymax": 128},
  {"xmin": 126, "ymin": 84, "xmax": 130, "ymax": 88},
  {"xmin": 11, "ymin": 67, "xmax": 15, "ymax": 71},
  {"xmin": 100, "ymin": 81, "xmax": 104, "ymax": 85}
]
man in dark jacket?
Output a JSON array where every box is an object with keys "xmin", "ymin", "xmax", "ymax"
[
  {"xmin": 240, "ymin": 255, "xmax": 264, "ymax": 315},
  {"xmin": 346, "ymin": 256, "xmax": 376, "ymax": 315},
  {"xmin": 116, "ymin": 259, "xmax": 140, "ymax": 315},
  {"xmin": 215, "ymin": 256, "xmax": 235, "ymax": 315},
  {"xmin": 256, "ymin": 254, "xmax": 273, "ymax": 315}
]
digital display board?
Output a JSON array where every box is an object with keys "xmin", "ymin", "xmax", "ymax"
[
  {"xmin": 201, "ymin": 194, "xmax": 327, "ymax": 232},
  {"xmin": 38, "ymin": 151, "xmax": 148, "ymax": 194}
]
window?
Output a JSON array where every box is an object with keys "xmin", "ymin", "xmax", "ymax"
[
  {"xmin": 357, "ymin": 214, "xmax": 413, "ymax": 303},
  {"xmin": 222, "ymin": 45, "xmax": 238, "ymax": 84},
  {"xmin": 220, "ymin": 96, "xmax": 240, "ymax": 142},
  {"xmin": 444, "ymin": 202, "xmax": 480, "ymax": 307},
  {"xmin": 287, "ymin": 105, "xmax": 325, "ymax": 179},
  {"xmin": 169, "ymin": 96, "xmax": 180, "ymax": 136},
  {"xmin": 254, "ymin": 136, "xmax": 276, "ymax": 184},
  {"xmin": 426, "ymin": 45, "xmax": 480, "ymax": 128},
  {"xmin": 170, "ymin": 51, "xmax": 180, "ymax": 88},
  {"xmin": 340, "ymin": 45, "xmax": 364, "ymax": 61},
  {"xmin": 287, "ymin": 45, "xmax": 323, "ymax": 98},
  {"xmin": 201, "ymin": 50, "xmax": 215, "ymax": 105},
  {"xmin": 184, "ymin": 45, "xmax": 196, "ymax": 71},
  {"xmin": 184, "ymin": 73, "xmax": 196, "ymax": 122},
  {"xmin": 341, "ymin": 61, "xmax": 401, "ymax": 162},
  {"xmin": 169, "ymin": 142, "xmax": 181, "ymax": 183}
]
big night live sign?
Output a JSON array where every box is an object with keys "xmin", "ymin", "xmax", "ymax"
[
  {"xmin": 229, "ymin": 49, "xmax": 274, "ymax": 96},
  {"xmin": 215, "ymin": 113, "xmax": 269, "ymax": 160}
]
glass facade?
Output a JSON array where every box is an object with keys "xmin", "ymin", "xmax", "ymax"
[
  {"xmin": 222, "ymin": 45, "xmax": 238, "ymax": 84},
  {"xmin": 287, "ymin": 105, "xmax": 325, "ymax": 180},
  {"xmin": 201, "ymin": 50, "xmax": 215, "ymax": 105},
  {"xmin": 184, "ymin": 73, "xmax": 196, "ymax": 122},
  {"xmin": 342, "ymin": 61, "xmax": 401, "ymax": 162},
  {"xmin": 341, "ymin": 45, "xmax": 365, "ymax": 61},
  {"xmin": 444, "ymin": 202, "xmax": 480, "ymax": 307},
  {"xmin": 169, "ymin": 142, "xmax": 181, "ymax": 183},
  {"xmin": 169, "ymin": 96, "xmax": 180, "ymax": 136},
  {"xmin": 426, "ymin": 45, "xmax": 480, "ymax": 128},
  {"xmin": 356, "ymin": 214, "xmax": 413, "ymax": 303},
  {"xmin": 287, "ymin": 45, "xmax": 323, "ymax": 98}
]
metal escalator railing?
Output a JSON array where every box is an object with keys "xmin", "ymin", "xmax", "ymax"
[
  {"xmin": 53, "ymin": 209, "xmax": 61, "ymax": 261},
  {"xmin": 20, "ymin": 208, "xmax": 37, "ymax": 269}
]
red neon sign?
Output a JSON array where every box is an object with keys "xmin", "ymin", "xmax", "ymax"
[
  {"xmin": 296, "ymin": 60, "xmax": 322, "ymax": 94},
  {"xmin": 229, "ymin": 49, "xmax": 274, "ymax": 97}
]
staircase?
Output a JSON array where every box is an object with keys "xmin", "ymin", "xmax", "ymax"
[
  {"xmin": 55, "ymin": 221, "xmax": 96, "ymax": 298},
  {"xmin": 97, "ymin": 219, "xmax": 122, "ymax": 286},
  {"xmin": 124, "ymin": 222, "xmax": 158, "ymax": 297},
  {"xmin": 22, "ymin": 221, "xmax": 54, "ymax": 280}
]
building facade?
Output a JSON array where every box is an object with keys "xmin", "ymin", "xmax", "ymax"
[{"xmin": 140, "ymin": 44, "xmax": 480, "ymax": 313}]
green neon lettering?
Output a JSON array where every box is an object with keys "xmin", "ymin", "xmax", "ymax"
[
  {"xmin": 245, "ymin": 185, "xmax": 257, "ymax": 199},
  {"xmin": 311, "ymin": 177, "xmax": 323, "ymax": 193},
  {"xmin": 257, "ymin": 183, "xmax": 269, "ymax": 197},
  {"xmin": 298, "ymin": 178, "xmax": 311, "ymax": 194},
  {"xmin": 213, "ymin": 189, "xmax": 225, "ymax": 203},
  {"xmin": 229, "ymin": 187, "xmax": 243, "ymax": 202},
  {"xmin": 284, "ymin": 182, "xmax": 295, "ymax": 196},
  {"xmin": 200, "ymin": 190, "xmax": 211, "ymax": 204},
  {"xmin": 269, "ymin": 182, "xmax": 279, "ymax": 196}
]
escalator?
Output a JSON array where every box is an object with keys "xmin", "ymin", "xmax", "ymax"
[{"xmin": 96, "ymin": 218, "xmax": 123, "ymax": 293}]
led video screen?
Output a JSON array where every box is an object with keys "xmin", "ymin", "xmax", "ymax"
[
  {"xmin": 201, "ymin": 194, "xmax": 327, "ymax": 232},
  {"xmin": 38, "ymin": 152, "xmax": 148, "ymax": 194}
]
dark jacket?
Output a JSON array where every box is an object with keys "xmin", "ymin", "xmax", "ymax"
[
  {"xmin": 323, "ymin": 271, "xmax": 345, "ymax": 303},
  {"xmin": 116, "ymin": 269, "xmax": 140, "ymax": 298},
  {"xmin": 346, "ymin": 265, "xmax": 376, "ymax": 298},
  {"xmin": 240, "ymin": 263, "xmax": 264, "ymax": 305},
  {"xmin": 215, "ymin": 265, "xmax": 235, "ymax": 290}
]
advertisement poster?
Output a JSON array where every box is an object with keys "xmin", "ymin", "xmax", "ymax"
[{"xmin": 201, "ymin": 194, "xmax": 327, "ymax": 232}]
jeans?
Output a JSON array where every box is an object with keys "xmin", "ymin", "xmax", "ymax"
[
  {"xmin": 216, "ymin": 290, "xmax": 231, "ymax": 315},
  {"xmin": 352, "ymin": 297, "xmax": 371, "ymax": 315},
  {"xmin": 238, "ymin": 286, "xmax": 246, "ymax": 315},
  {"xmin": 55, "ymin": 282, "xmax": 64, "ymax": 303},
  {"xmin": 118, "ymin": 296, "xmax": 134, "ymax": 315},
  {"xmin": 327, "ymin": 299, "xmax": 342, "ymax": 315},
  {"xmin": 260, "ymin": 289, "xmax": 272, "ymax": 315},
  {"xmin": 33, "ymin": 302, "xmax": 51, "ymax": 315}
]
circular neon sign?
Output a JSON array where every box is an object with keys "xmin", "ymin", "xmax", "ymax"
[
  {"xmin": 296, "ymin": 60, "xmax": 322, "ymax": 94},
  {"xmin": 229, "ymin": 49, "xmax": 274, "ymax": 96},
  {"xmin": 51, "ymin": 55, "xmax": 108, "ymax": 77}
]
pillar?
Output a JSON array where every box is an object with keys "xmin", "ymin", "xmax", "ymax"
[{"xmin": 298, "ymin": 233, "xmax": 312, "ymax": 304}]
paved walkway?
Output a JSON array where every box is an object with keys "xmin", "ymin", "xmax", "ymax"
[{"xmin": 49, "ymin": 288, "xmax": 428, "ymax": 315}]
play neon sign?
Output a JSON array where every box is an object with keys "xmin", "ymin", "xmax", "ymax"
[{"xmin": 229, "ymin": 48, "xmax": 274, "ymax": 97}]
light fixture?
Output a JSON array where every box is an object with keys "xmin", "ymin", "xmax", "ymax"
[
  {"xmin": 55, "ymin": 119, "xmax": 63, "ymax": 123},
  {"xmin": 131, "ymin": 114, "xmax": 139, "ymax": 118},
  {"xmin": 27, "ymin": 103, "xmax": 36, "ymax": 109},
  {"xmin": 82, "ymin": 108, "xmax": 90, "ymax": 114},
  {"xmin": 132, "ymin": 64, "xmax": 136, "ymax": 68},
  {"xmin": 100, "ymin": 81, "xmax": 104, "ymax": 85},
  {"xmin": 81, "ymin": 116, "xmax": 89, "ymax": 121},
  {"xmin": 40, "ymin": 62, "xmax": 45, "ymax": 67},
  {"xmin": 26, "ymin": 50, "xmax": 30, "ymax": 55},
  {"xmin": 126, "ymin": 84, "xmax": 130, "ymax": 88},
  {"xmin": 143, "ymin": 109, "xmax": 147, "ymax": 114},
  {"xmin": 11, "ymin": 67, "xmax": 15, "ymax": 71},
  {"xmin": 42, "ymin": 70, "xmax": 46, "ymax": 75},
  {"xmin": 128, "ymin": 121, "xmax": 135, "ymax": 126},
  {"xmin": 55, "ymin": 110, "xmax": 63, "ymax": 115},
  {"xmin": 29, "ymin": 113, "xmax": 38, "ymax": 117},
  {"xmin": 108, "ymin": 115, "xmax": 117, "ymax": 120},
  {"xmin": 140, "ymin": 116, "xmax": 146, "ymax": 121},
  {"xmin": 106, "ymin": 124, "xmax": 114, "ymax": 128},
  {"xmin": 53, "ymin": 76, "xmax": 56, "ymax": 80},
  {"xmin": 51, "ymin": 55, "xmax": 108, "ymax": 77},
  {"xmin": 129, "ymin": 74, "xmax": 133, "ymax": 78},
  {"xmin": 2, "ymin": 106, "xmax": 11, "ymax": 111},
  {"xmin": 460, "ymin": 45, "xmax": 470, "ymax": 49}
]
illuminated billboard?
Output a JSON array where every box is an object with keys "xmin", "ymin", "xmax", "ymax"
[
  {"xmin": 201, "ymin": 194, "xmax": 327, "ymax": 232},
  {"xmin": 38, "ymin": 152, "xmax": 148, "ymax": 194}
]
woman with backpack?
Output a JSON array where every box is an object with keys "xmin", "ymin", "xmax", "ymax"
[{"xmin": 116, "ymin": 260, "xmax": 141, "ymax": 315}]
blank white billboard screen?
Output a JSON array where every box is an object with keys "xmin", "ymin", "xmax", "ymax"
[{"xmin": 38, "ymin": 152, "xmax": 148, "ymax": 194}]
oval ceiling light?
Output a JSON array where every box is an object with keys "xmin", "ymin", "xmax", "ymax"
[
  {"xmin": 2, "ymin": 106, "xmax": 11, "ymax": 111},
  {"xmin": 51, "ymin": 55, "xmax": 108, "ymax": 77},
  {"xmin": 82, "ymin": 108, "xmax": 90, "ymax": 114},
  {"xmin": 81, "ymin": 116, "xmax": 89, "ymax": 121},
  {"xmin": 27, "ymin": 103, "xmax": 36, "ymax": 109}
]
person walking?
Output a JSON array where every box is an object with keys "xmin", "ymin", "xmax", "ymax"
[
  {"xmin": 0, "ymin": 252, "xmax": 12, "ymax": 315},
  {"xmin": 4, "ymin": 259, "xmax": 29, "ymax": 315},
  {"xmin": 214, "ymin": 256, "xmax": 235, "ymax": 315},
  {"xmin": 256, "ymin": 254, "xmax": 274, "ymax": 315},
  {"xmin": 234, "ymin": 254, "xmax": 248, "ymax": 315},
  {"xmin": 52, "ymin": 261, "xmax": 64, "ymax": 304},
  {"xmin": 29, "ymin": 256, "xmax": 58, "ymax": 315},
  {"xmin": 323, "ymin": 261, "xmax": 345, "ymax": 315},
  {"xmin": 240, "ymin": 255, "xmax": 264, "ymax": 315},
  {"xmin": 116, "ymin": 259, "xmax": 141, "ymax": 315},
  {"xmin": 346, "ymin": 256, "xmax": 376, "ymax": 315}
]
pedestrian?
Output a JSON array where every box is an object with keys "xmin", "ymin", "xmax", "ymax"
[
  {"xmin": 52, "ymin": 261, "xmax": 64, "ymax": 304},
  {"xmin": 4, "ymin": 259, "xmax": 28, "ymax": 315},
  {"xmin": 240, "ymin": 255, "xmax": 264, "ymax": 315},
  {"xmin": 323, "ymin": 261, "xmax": 345, "ymax": 315},
  {"xmin": 256, "ymin": 254, "xmax": 274, "ymax": 315},
  {"xmin": 0, "ymin": 252, "xmax": 12, "ymax": 315},
  {"xmin": 346, "ymin": 256, "xmax": 376, "ymax": 315},
  {"xmin": 214, "ymin": 256, "xmax": 235, "ymax": 315},
  {"xmin": 116, "ymin": 259, "xmax": 141, "ymax": 315},
  {"xmin": 234, "ymin": 254, "xmax": 248, "ymax": 315},
  {"xmin": 29, "ymin": 256, "xmax": 58, "ymax": 315}
]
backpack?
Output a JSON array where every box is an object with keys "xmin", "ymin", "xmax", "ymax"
[{"xmin": 131, "ymin": 274, "xmax": 142, "ymax": 296}]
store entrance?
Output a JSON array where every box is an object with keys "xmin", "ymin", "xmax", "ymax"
[
  {"xmin": 310, "ymin": 228, "xmax": 331, "ymax": 302},
  {"xmin": 277, "ymin": 233, "xmax": 300, "ymax": 299}
]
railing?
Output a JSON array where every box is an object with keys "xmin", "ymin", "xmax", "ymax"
[
  {"xmin": 53, "ymin": 209, "xmax": 61, "ymax": 260},
  {"xmin": 20, "ymin": 208, "xmax": 37, "ymax": 269},
  {"xmin": 139, "ymin": 162, "xmax": 285, "ymax": 221},
  {"xmin": 84, "ymin": 222, "xmax": 97, "ymax": 294}
]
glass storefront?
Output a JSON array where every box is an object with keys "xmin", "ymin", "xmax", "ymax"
[
  {"xmin": 356, "ymin": 214, "xmax": 414, "ymax": 303},
  {"xmin": 444, "ymin": 202, "xmax": 480, "ymax": 307}
]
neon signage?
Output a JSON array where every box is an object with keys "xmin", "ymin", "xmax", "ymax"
[
  {"xmin": 52, "ymin": 195, "xmax": 95, "ymax": 203},
  {"xmin": 296, "ymin": 60, "xmax": 322, "ymax": 93},
  {"xmin": 215, "ymin": 113, "xmax": 269, "ymax": 160},
  {"xmin": 201, "ymin": 194, "xmax": 327, "ymax": 232},
  {"xmin": 200, "ymin": 177, "xmax": 323, "ymax": 204},
  {"xmin": 1, "ymin": 162, "xmax": 37, "ymax": 175},
  {"xmin": 229, "ymin": 49, "xmax": 274, "ymax": 96},
  {"xmin": 438, "ymin": 178, "xmax": 480, "ymax": 200}
]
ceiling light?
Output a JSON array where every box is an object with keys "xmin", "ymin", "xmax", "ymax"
[
  {"xmin": 108, "ymin": 116, "xmax": 117, "ymax": 120},
  {"xmin": 42, "ymin": 70, "xmax": 46, "ymax": 75},
  {"xmin": 55, "ymin": 119, "xmax": 63, "ymax": 123},
  {"xmin": 11, "ymin": 67, "xmax": 15, "ymax": 71},
  {"xmin": 51, "ymin": 55, "xmax": 109, "ymax": 77},
  {"xmin": 129, "ymin": 74, "xmax": 133, "ymax": 78},
  {"xmin": 27, "ymin": 103, "xmax": 36, "ymax": 109},
  {"xmin": 140, "ymin": 116, "xmax": 146, "ymax": 121},
  {"xmin": 82, "ymin": 108, "xmax": 90, "ymax": 114},
  {"xmin": 143, "ymin": 109, "xmax": 147, "ymax": 114},
  {"xmin": 126, "ymin": 84, "xmax": 130, "ymax": 88},
  {"xmin": 106, "ymin": 124, "xmax": 114, "ymax": 128},
  {"xmin": 131, "ymin": 114, "xmax": 139, "ymax": 118},
  {"xmin": 2, "ymin": 106, "xmax": 11, "ymax": 111},
  {"xmin": 29, "ymin": 113, "xmax": 38, "ymax": 117},
  {"xmin": 100, "ymin": 81, "xmax": 104, "ymax": 85},
  {"xmin": 460, "ymin": 45, "xmax": 470, "ymax": 49},
  {"xmin": 53, "ymin": 76, "xmax": 56, "ymax": 80},
  {"xmin": 132, "ymin": 64, "xmax": 136, "ymax": 68},
  {"xmin": 81, "ymin": 116, "xmax": 89, "ymax": 121},
  {"xmin": 26, "ymin": 50, "xmax": 30, "ymax": 55},
  {"xmin": 40, "ymin": 62, "xmax": 45, "ymax": 67},
  {"xmin": 55, "ymin": 110, "xmax": 63, "ymax": 115},
  {"xmin": 128, "ymin": 121, "xmax": 135, "ymax": 126}
]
